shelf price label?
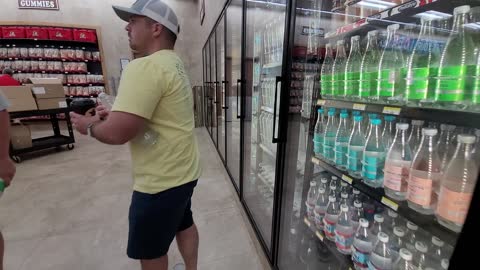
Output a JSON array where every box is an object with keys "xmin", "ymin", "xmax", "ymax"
[
  {"xmin": 315, "ymin": 231, "xmax": 324, "ymax": 241},
  {"xmin": 383, "ymin": 106, "xmax": 401, "ymax": 115},
  {"xmin": 381, "ymin": 196, "xmax": 399, "ymax": 211},
  {"xmin": 317, "ymin": 99, "xmax": 326, "ymax": 106},
  {"xmin": 304, "ymin": 217, "xmax": 311, "ymax": 227},
  {"xmin": 353, "ymin": 103, "xmax": 366, "ymax": 111},
  {"xmin": 311, "ymin": 157, "xmax": 320, "ymax": 165},
  {"xmin": 342, "ymin": 174, "xmax": 353, "ymax": 185}
]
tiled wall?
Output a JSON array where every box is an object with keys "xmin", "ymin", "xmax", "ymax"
[{"xmin": 0, "ymin": 0, "xmax": 227, "ymax": 89}]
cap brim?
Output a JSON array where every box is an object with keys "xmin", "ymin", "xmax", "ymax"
[{"xmin": 112, "ymin": 5, "xmax": 144, "ymax": 22}]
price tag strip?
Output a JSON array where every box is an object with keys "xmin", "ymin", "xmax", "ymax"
[
  {"xmin": 311, "ymin": 157, "xmax": 320, "ymax": 165},
  {"xmin": 352, "ymin": 103, "xmax": 366, "ymax": 111},
  {"xmin": 381, "ymin": 196, "xmax": 399, "ymax": 211},
  {"xmin": 342, "ymin": 174, "xmax": 353, "ymax": 185},
  {"xmin": 304, "ymin": 217, "xmax": 311, "ymax": 227},
  {"xmin": 315, "ymin": 231, "xmax": 324, "ymax": 241},
  {"xmin": 317, "ymin": 99, "xmax": 326, "ymax": 106},
  {"xmin": 383, "ymin": 106, "xmax": 401, "ymax": 115}
]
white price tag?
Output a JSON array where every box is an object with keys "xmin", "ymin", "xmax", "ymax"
[
  {"xmin": 316, "ymin": 231, "xmax": 324, "ymax": 241},
  {"xmin": 304, "ymin": 217, "xmax": 311, "ymax": 227},
  {"xmin": 342, "ymin": 174, "xmax": 353, "ymax": 185},
  {"xmin": 383, "ymin": 106, "xmax": 401, "ymax": 115},
  {"xmin": 58, "ymin": 101, "xmax": 67, "ymax": 108},
  {"xmin": 353, "ymin": 103, "xmax": 366, "ymax": 111},
  {"xmin": 311, "ymin": 157, "xmax": 320, "ymax": 165},
  {"xmin": 32, "ymin": 87, "xmax": 46, "ymax": 95},
  {"xmin": 317, "ymin": 99, "xmax": 326, "ymax": 106},
  {"xmin": 381, "ymin": 196, "xmax": 399, "ymax": 211}
]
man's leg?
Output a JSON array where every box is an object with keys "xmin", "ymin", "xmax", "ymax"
[
  {"xmin": 0, "ymin": 231, "xmax": 4, "ymax": 270},
  {"xmin": 140, "ymin": 256, "xmax": 168, "ymax": 270},
  {"xmin": 176, "ymin": 224, "xmax": 199, "ymax": 270}
]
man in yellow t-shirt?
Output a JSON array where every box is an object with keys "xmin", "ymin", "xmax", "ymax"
[{"xmin": 70, "ymin": 1, "xmax": 201, "ymax": 269}]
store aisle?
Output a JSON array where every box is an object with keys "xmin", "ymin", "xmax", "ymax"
[{"xmin": 0, "ymin": 126, "xmax": 270, "ymax": 270}]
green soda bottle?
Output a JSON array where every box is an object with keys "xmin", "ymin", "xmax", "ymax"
[
  {"xmin": 345, "ymin": 35, "xmax": 362, "ymax": 101},
  {"xmin": 406, "ymin": 17, "xmax": 441, "ymax": 107},
  {"xmin": 0, "ymin": 178, "xmax": 4, "ymax": 198},
  {"xmin": 321, "ymin": 43, "xmax": 334, "ymax": 99},
  {"xmin": 470, "ymin": 7, "xmax": 480, "ymax": 111},
  {"xmin": 377, "ymin": 24, "xmax": 406, "ymax": 105},
  {"xmin": 332, "ymin": 40, "xmax": 347, "ymax": 99},
  {"xmin": 359, "ymin": 30, "xmax": 380, "ymax": 102},
  {"xmin": 435, "ymin": 5, "xmax": 476, "ymax": 110}
]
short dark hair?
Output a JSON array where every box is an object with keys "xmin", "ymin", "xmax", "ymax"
[
  {"xmin": 3, "ymin": 68, "xmax": 14, "ymax": 76},
  {"xmin": 145, "ymin": 17, "xmax": 177, "ymax": 45}
]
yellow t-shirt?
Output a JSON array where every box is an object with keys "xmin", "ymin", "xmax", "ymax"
[{"xmin": 112, "ymin": 50, "xmax": 201, "ymax": 194}]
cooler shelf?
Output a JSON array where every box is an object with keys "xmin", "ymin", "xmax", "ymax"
[{"xmin": 311, "ymin": 156, "xmax": 458, "ymax": 246}]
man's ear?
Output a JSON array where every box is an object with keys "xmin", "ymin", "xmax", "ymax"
[{"xmin": 152, "ymin": 23, "xmax": 164, "ymax": 38}]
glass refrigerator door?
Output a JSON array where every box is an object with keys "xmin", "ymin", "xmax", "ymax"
[
  {"xmin": 217, "ymin": 16, "xmax": 227, "ymax": 162},
  {"xmin": 278, "ymin": 0, "xmax": 480, "ymax": 269},
  {"xmin": 225, "ymin": 0, "xmax": 243, "ymax": 191},
  {"xmin": 205, "ymin": 40, "xmax": 212, "ymax": 136},
  {"xmin": 244, "ymin": 0, "xmax": 287, "ymax": 254},
  {"xmin": 210, "ymin": 35, "xmax": 218, "ymax": 146}
]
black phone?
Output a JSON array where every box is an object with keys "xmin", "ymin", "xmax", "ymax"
[{"xmin": 70, "ymin": 98, "xmax": 97, "ymax": 116}]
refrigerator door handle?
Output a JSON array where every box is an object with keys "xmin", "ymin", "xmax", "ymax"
[
  {"xmin": 214, "ymin": 82, "xmax": 220, "ymax": 104},
  {"xmin": 236, "ymin": 79, "xmax": 241, "ymax": 119},
  {"xmin": 272, "ymin": 76, "xmax": 282, "ymax": 144},
  {"xmin": 222, "ymin": 81, "xmax": 229, "ymax": 109}
]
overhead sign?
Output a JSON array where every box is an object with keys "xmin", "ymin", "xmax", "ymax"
[
  {"xmin": 301, "ymin": 26, "xmax": 324, "ymax": 37},
  {"xmin": 18, "ymin": 0, "xmax": 59, "ymax": 10}
]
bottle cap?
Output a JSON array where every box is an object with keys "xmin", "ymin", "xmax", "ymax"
[
  {"xmin": 396, "ymin": 123, "xmax": 409, "ymax": 130},
  {"xmin": 310, "ymin": 181, "xmax": 317, "ymax": 187},
  {"xmin": 384, "ymin": 115, "xmax": 396, "ymax": 122},
  {"xmin": 399, "ymin": 248, "xmax": 413, "ymax": 261},
  {"xmin": 359, "ymin": 218, "xmax": 369, "ymax": 227},
  {"xmin": 329, "ymin": 196, "xmax": 336, "ymax": 202},
  {"xmin": 374, "ymin": 214, "xmax": 384, "ymax": 222},
  {"xmin": 393, "ymin": 226, "xmax": 406, "ymax": 237},
  {"xmin": 321, "ymin": 178, "xmax": 328, "ymax": 184},
  {"xmin": 388, "ymin": 209, "xmax": 398, "ymax": 218},
  {"xmin": 407, "ymin": 221, "xmax": 418, "ymax": 231},
  {"xmin": 415, "ymin": 241, "xmax": 428, "ymax": 253},
  {"xmin": 368, "ymin": 30, "xmax": 378, "ymax": 36},
  {"xmin": 354, "ymin": 115, "xmax": 363, "ymax": 122},
  {"xmin": 326, "ymin": 43, "xmax": 332, "ymax": 48},
  {"xmin": 318, "ymin": 187, "xmax": 326, "ymax": 194},
  {"xmin": 341, "ymin": 192, "xmax": 348, "ymax": 199},
  {"xmin": 337, "ymin": 40, "xmax": 345, "ymax": 45},
  {"xmin": 354, "ymin": 200, "xmax": 362, "ymax": 208},
  {"xmin": 387, "ymin": 24, "xmax": 400, "ymax": 31},
  {"xmin": 432, "ymin": 236, "xmax": 444, "ymax": 247},
  {"xmin": 475, "ymin": 129, "xmax": 480, "ymax": 137},
  {"xmin": 371, "ymin": 119, "xmax": 382, "ymax": 126},
  {"xmin": 457, "ymin": 134, "xmax": 476, "ymax": 144},
  {"xmin": 341, "ymin": 204, "xmax": 349, "ymax": 212},
  {"xmin": 441, "ymin": 124, "xmax": 456, "ymax": 131},
  {"xmin": 329, "ymin": 108, "xmax": 336, "ymax": 112},
  {"xmin": 353, "ymin": 111, "xmax": 361, "ymax": 116},
  {"xmin": 341, "ymin": 181, "xmax": 348, "ymax": 187},
  {"xmin": 330, "ymin": 185, "xmax": 337, "ymax": 190},
  {"xmin": 317, "ymin": 108, "xmax": 324, "ymax": 113},
  {"xmin": 412, "ymin": 120, "xmax": 425, "ymax": 126},
  {"xmin": 454, "ymin": 5, "xmax": 470, "ymax": 15},
  {"xmin": 368, "ymin": 113, "xmax": 378, "ymax": 119},
  {"xmin": 378, "ymin": 232, "xmax": 389, "ymax": 243},
  {"xmin": 340, "ymin": 113, "xmax": 349, "ymax": 119},
  {"xmin": 423, "ymin": 128, "xmax": 438, "ymax": 136},
  {"xmin": 353, "ymin": 189, "xmax": 360, "ymax": 195},
  {"xmin": 332, "ymin": 176, "xmax": 338, "ymax": 181},
  {"xmin": 328, "ymin": 111, "xmax": 335, "ymax": 116},
  {"xmin": 441, "ymin": 259, "xmax": 449, "ymax": 269},
  {"xmin": 351, "ymin": 35, "xmax": 360, "ymax": 42}
]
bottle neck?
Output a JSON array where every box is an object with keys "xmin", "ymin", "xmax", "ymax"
[
  {"xmin": 420, "ymin": 134, "xmax": 436, "ymax": 151},
  {"xmin": 452, "ymin": 12, "xmax": 470, "ymax": 33},
  {"xmin": 367, "ymin": 35, "xmax": 378, "ymax": 51},
  {"xmin": 325, "ymin": 46, "xmax": 333, "ymax": 58},
  {"xmin": 350, "ymin": 40, "xmax": 360, "ymax": 56},
  {"xmin": 336, "ymin": 44, "xmax": 346, "ymax": 58},
  {"xmin": 457, "ymin": 142, "xmax": 474, "ymax": 160}
]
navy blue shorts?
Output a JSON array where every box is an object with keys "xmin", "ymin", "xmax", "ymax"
[{"xmin": 127, "ymin": 180, "xmax": 198, "ymax": 260}]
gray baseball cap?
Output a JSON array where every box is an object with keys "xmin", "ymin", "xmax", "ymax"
[{"xmin": 113, "ymin": 0, "xmax": 180, "ymax": 36}]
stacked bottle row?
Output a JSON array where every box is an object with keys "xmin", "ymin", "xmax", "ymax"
[
  {"xmin": 313, "ymin": 108, "xmax": 480, "ymax": 232},
  {"xmin": 320, "ymin": 5, "xmax": 480, "ymax": 111},
  {"xmin": 305, "ymin": 175, "xmax": 452, "ymax": 270}
]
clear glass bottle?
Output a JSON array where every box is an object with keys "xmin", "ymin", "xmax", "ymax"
[
  {"xmin": 393, "ymin": 248, "xmax": 415, "ymax": 270},
  {"xmin": 348, "ymin": 115, "xmax": 365, "ymax": 177},
  {"xmin": 363, "ymin": 118, "xmax": 386, "ymax": 188},
  {"xmin": 390, "ymin": 226, "xmax": 406, "ymax": 262},
  {"xmin": 368, "ymin": 232, "xmax": 393, "ymax": 270},
  {"xmin": 314, "ymin": 187, "xmax": 329, "ymax": 231},
  {"xmin": 437, "ymin": 134, "xmax": 479, "ymax": 232},
  {"xmin": 352, "ymin": 218, "xmax": 374, "ymax": 270},
  {"xmin": 384, "ymin": 123, "xmax": 413, "ymax": 201},
  {"xmin": 335, "ymin": 112, "xmax": 350, "ymax": 169},
  {"xmin": 408, "ymin": 128, "xmax": 442, "ymax": 215},
  {"xmin": 351, "ymin": 200, "xmax": 364, "ymax": 232},
  {"xmin": 377, "ymin": 24, "xmax": 406, "ymax": 104},
  {"xmin": 370, "ymin": 214, "xmax": 385, "ymax": 241},
  {"xmin": 435, "ymin": 5, "xmax": 477, "ymax": 109},
  {"xmin": 413, "ymin": 241, "xmax": 430, "ymax": 270},
  {"xmin": 335, "ymin": 204, "xmax": 354, "ymax": 255},
  {"xmin": 313, "ymin": 108, "xmax": 326, "ymax": 158},
  {"xmin": 324, "ymin": 195, "xmax": 340, "ymax": 241},
  {"xmin": 306, "ymin": 181, "xmax": 318, "ymax": 220},
  {"xmin": 405, "ymin": 221, "xmax": 419, "ymax": 252},
  {"xmin": 323, "ymin": 110, "xmax": 337, "ymax": 162},
  {"xmin": 408, "ymin": 120, "xmax": 425, "ymax": 153},
  {"xmin": 332, "ymin": 40, "xmax": 348, "ymax": 99},
  {"xmin": 382, "ymin": 115, "xmax": 397, "ymax": 149},
  {"xmin": 321, "ymin": 43, "xmax": 334, "ymax": 99},
  {"xmin": 345, "ymin": 35, "xmax": 362, "ymax": 100},
  {"xmin": 437, "ymin": 124, "xmax": 457, "ymax": 171},
  {"xmin": 359, "ymin": 30, "xmax": 381, "ymax": 101}
]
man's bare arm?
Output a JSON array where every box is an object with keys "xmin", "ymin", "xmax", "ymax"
[{"xmin": 90, "ymin": 111, "xmax": 146, "ymax": 145}]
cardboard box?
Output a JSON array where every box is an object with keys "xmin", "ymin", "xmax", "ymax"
[
  {"xmin": 10, "ymin": 124, "xmax": 32, "ymax": 150},
  {"xmin": 0, "ymin": 86, "xmax": 38, "ymax": 112},
  {"xmin": 28, "ymin": 78, "xmax": 65, "ymax": 99},
  {"xmin": 36, "ymin": 97, "xmax": 68, "ymax": 110}
]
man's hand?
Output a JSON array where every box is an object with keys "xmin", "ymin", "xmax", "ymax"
[
  {"xmin": 70, "ymin": 112, "xmax": 96, "ymax": 135},
  {"xmin": 0, "ymin": 157, "xmax": 16, "ymax": 187},
  {"xmin": 96, "ymin": 105, "xmax": 110, "ymax": 120}
]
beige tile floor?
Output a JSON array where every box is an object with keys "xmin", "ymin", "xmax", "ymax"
[{"xmin": 0, "ymin": 126, "xmax": 270, "ymax": 270}]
